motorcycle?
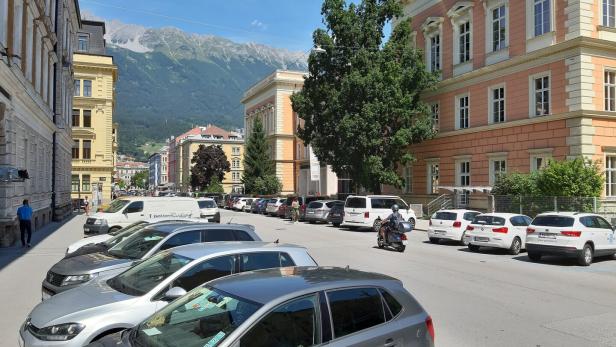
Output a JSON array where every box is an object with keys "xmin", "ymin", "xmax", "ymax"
[{"xmin": 377, "ymin": 221, "xmax": 413, "ymax": 252}]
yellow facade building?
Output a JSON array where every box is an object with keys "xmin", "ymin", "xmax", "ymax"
[{"xmin": 71, "ymin": 20, "xmax": 118, "ymax": 207}]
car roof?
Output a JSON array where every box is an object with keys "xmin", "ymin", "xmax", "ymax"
[
  {"xmin": 170, "ymin": 241, "xmax": 305, "ymax": 260},
  {"xmin": 147, "ymin": 222, "xmax": 254, "ymax": 234},
  {"xmin": 536, "ymin": 212, "xmax": 596, "ymax": 217},
  {"xmin": 209, "ymin": 266, "xmax": 401, "ymax": 304},
  {"xmin": 196, "ymin": 198, "xmax": 215, "ymax": 201},
  {"xmin": 474, "ymin": 213, "xmax": 523, "ymax": 218},
  {"xmin": 116, "ymin": 197, "xmax": 196, "ymax": 202},
  {"xmin": 435, "ymin": 209, "xmax": 480, "ymax": 214},
  {"xmin": 347, "ymin": 195, "xmax": 400, "ymax": 199},
  {"xmin": 145, "ymin": 217, "xmax": 208, "ymax": 223}
]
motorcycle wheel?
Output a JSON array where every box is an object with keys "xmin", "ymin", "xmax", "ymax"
[
  {"xmin": 377, "ymin": 235, "xmax": 385, "ymax": 248},
  {"xmin": 396, "ymin": 244, "xmax": 406, "ymax": 252}
]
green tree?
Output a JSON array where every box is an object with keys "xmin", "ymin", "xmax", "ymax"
[
  {"xmin": 537, "ymin": 158, "xmax": 604, "ymax": 197},
  {"xmin": 116, "ymin": 180, "xmax": 127, "ymax": 190},
  {"xmin": 291, "ymin": 0, "xmax": 438, "ymax": 193},
  {"xmin": 203, "ymin": 176, "xmax": 224, "ymax": 193},
  {"xmin": 131, "ymin": 170, "xmax": 149, "ymax": 189},
  {"xmin": 253, "ymin": 174, "xmax": 283, "ymax": 195},
  {"xmin": 190, "ymin": 145, "xmax": 230, "ymax": 191},
  {"xmin": 492, "ymin": 172, "xmax": 540, "ymax": 196},
  {"xmin": 243, "ymin": 117, "xmax": 277, "ymax": 194}
]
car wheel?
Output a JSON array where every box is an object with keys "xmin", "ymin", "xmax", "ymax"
[
  {"xmin": 377, "ymin": 234, "xmax": 384, "ymax": 248},
  {"xmin": 577, "ymin": 244, "xmax": 593, "ymax": 266},
  {"xmin": 309, "ymin": 220, "xmax": 315, "ymax": 224},
  {"xmin": 397, "ymin": 245, "xmax": 406, "ymax": 252},
  {"xmin": 333, "ymin": 223, "xmax": 341, "ymax": 227},
  {"xmin": 527, "ymin": 252, "xmax": 542, "ymax": 262},
  {"xmin": 509, "ymin": 237, "xmax": 522, "ymax": 255},
  {"xmin": 468, "ymin": 244, "xmax": 480, "ymax": 252},
  {"xmin": 373, "ymin": 219, "xmax": 382, "ymax": 232},
  {"xmin": 460, "ymin": 232, "xmax": 470, "ymax": 246},
  {"xmin": 429, "ymin": 237, "xmax": 440, "ymax": 244},
  {"xmin": 107, "ymin": 226, "xmax": 121, "ymax": 234}
]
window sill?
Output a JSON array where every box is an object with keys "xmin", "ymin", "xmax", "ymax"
[
  {"xmin": 453, "ymin": 60, "xmax": 473, "ymax": 76},
  {"xmin": 526, "ymin": 31, "xmax": 555, "ymax": 53},
  {"xmin": 597, "ymin": 26, "xmax": 616, "ymax": 41},
  {"xmin": 485, "ymin": 48, "xmax": 509, "ymax": 66}
]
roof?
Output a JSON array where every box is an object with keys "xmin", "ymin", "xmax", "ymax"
[
  {"xmin": 171, "ymin": 242, "xmax": 305, "ymax": 260},
  {"xmin": 435, "ymin": 209, "xmax": 480, "ymax": 213},
  {"xmin": 209, "ymin": 266, "xmax": 401, "ymax": 304},
  {"xmin": 80, "ymin": 19, "xmax": 106, "ymax": 34},
  {"xmin": 475, "ymin": 212, "xmax": 524, "ymax": 217},
  {"xmin": 148, "ymin": 222, "xmax": 254, "ymax": 234},
  {"xmin": 536, "ymin": 212, "xmax": 596, "ymax": 217}
]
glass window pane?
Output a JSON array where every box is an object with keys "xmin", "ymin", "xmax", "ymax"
[{"xmin": 328, "ymin": 287, "xmax": 385, "ymax": 338}]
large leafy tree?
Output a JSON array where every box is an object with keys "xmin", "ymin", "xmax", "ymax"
[
  {"xmin": 242, "ymin": 118, "xmax": 281, "ymax": 194},
  {"xmin": 291, "ymin": 0, "xmax": 438, "ymax": 193},
  {"xmin": 131, "ymin": 171, "xmax": 149, "ymax": 189},
  {"xmin": 190, "ymin": 145, "xmax": 231, "ymax": 191}
]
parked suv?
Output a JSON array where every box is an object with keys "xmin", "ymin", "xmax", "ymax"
[
  {"xmin": 427, "ymin": 209, "xmax": 481, "ymax": 245},
  {"xmin": 342, "ymin": 195, "xmax": 417, "ymax": 231},
  {"xmin": 526, "ymin": 212, "xmax": 616, "ymax": 266}
]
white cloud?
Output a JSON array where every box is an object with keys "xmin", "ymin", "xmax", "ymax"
[{"xmin": 250, "ymin": 19, "xmax": 268, "ymax": 30}]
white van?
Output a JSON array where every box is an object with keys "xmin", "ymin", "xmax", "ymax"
[
  {"xmin": 83, "ymin": 197, "xmax": 202, "ymax": 234},
  {"xmin": 342, "ymin": 195, "xmax": 417, "ymax": 231}
]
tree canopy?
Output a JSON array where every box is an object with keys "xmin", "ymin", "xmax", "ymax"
[
  {"xmin": 291, "ymin": 0, "xmax": 438, "ymax": 193},
  {"xmin": 242, "ymin": 117, "xmax": 278, "ymax": 194},
  {"xmin": 190, "ymin": 145, "xmax": 230, "ymax": 191},
  {"xmin": 131, "ymin": 171, "xmax": 149, "ymax": 189}
]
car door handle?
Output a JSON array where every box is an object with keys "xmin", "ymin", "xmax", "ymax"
[{"xmin": 384, "ymin": 338, "xmax": 395, "ymax": 347}]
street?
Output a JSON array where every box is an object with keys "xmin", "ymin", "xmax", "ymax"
[{"xmin": 2, "ymin": 210, "xmax": 616, "ymax": 347}]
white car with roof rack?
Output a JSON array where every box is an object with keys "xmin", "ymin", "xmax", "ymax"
[
  {"xmin": 427, "ymin": 209, "xmax": 481, "ymax": 245},
  {"xmin": 464, "ymin": 213, "xmax": 532, "ymax": 255},
  {"xmin": 525, "ymin": 212, "xmax": 616, "ymax": 266}
]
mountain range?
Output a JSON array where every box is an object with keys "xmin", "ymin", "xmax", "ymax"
[{"xmin": 93, "ymin": 17, "xmax": 307, "ymax": 159}]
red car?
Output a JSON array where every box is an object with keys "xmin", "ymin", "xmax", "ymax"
[{"xmin": 277, "ymin": 201, "xmax": 288, "ymax": 218}]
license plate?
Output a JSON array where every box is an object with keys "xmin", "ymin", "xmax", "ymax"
[
  {"xmin": 474, "ymin": 236, "xmax": 489, "ymax": 242},
  {"xmin": 434, "ymin": 230, "xmax": 446, "ymax": 235},
  {"xmin": 332, "ymin": 213, "xmax": 340, "ymax": 216},
  {"xmin": 539, "ymin": 233, "xmax": 556, "ymax": 239},
  {"xmin": 308, "ymin": 211, "xmax": 314, "ymax": 214},
  {"xmin": 84, "ymin": 228, "xmax": 90, "ymax": 232}
]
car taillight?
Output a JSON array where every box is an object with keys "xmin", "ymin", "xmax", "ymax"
[
  {"xmin": 364, "ymin": 211, "xmax": 369, "ymax": 218},
  {"xmin": 526, "ymin": 227, "xmax": 535, "ymax": 234},
  {"xmin": 453, "ymin": 221, "xmax": 462, "ymax": 228},
  {"xmin": 400, "ymin": 233, "xmax": 408, "ymax": 240},
  {"xmin": 426, "ymin": 316, "xmax": 435, "ymax": 342},
  {"xmin": 466, "ymin": 225, "xmax": 474, "ymax": 231},
  {"xmin": 492, "ymin": 227, "xmax": 508, "ymax": 233},
  {"xmin": 561, "ymin": 231, "xmax": 582, "ymax": 237}
]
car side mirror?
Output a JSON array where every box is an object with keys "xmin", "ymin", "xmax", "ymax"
[{"xmin": 162, "ymin": 287, "xmax": 186, "ymax": 301}]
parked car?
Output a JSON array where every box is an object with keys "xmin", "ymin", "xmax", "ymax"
[
  {"xmin": 298, "ymin": 196, "xmax": 329, "ymax": 221},
  {"xmin": 23, "ymin": 242, "xmax": 317, "ymax": 347},
  {"xmin": 427, "ymin": 209, "xmax": 481, "ymax": 245},
  {"xmin": 342, "ymin": 195, "xmax": 417, "ymax": 231},
  {"xmin": 277, "ymin": 199, "xmax": 289, "ymax": 218},
  {"xmin": 265, "ymin": 198, "xmax": 284, "ymax": 216},
  {"xmin": 526, "ymin": 212, "xmax": 616, "ymax": 266},
  {"xmin": 464, "ymin": 213, "xmax": 532, "ymax": 255},
  {"xmin": 225, "ymin": 194, "xmax": 245, "ymax": 209},
  {"xmin": 92, "ymin": 266, "xmax": 435, "ymax": 347},
  {"xmin": 304, "ymin": 200, "xmax": 344, "ymax": 224},
  {"xmin": 197, "ymin": 198, "xmax": 221, "ymax": 223},
  {"xmin": 327, "ymin": 201, "xmax": 346, "ymax": 227},
  {"xmin": 250, "ymin": 198, "xmax": 267, "ymax": 214},
  {"xmin": 244, "ymin": 198, "xmax": 254, "ymax": 212},
  {"xmin": 42, "ymin": 223, "xmax": 261, "ymax": 297},
  {"xmin": 83, "ymin": 197, "xmax": 202, "ymax": 235},
  {"xmin": 233, "ymin": 197, "xmax": 252, "ymax": 211}
]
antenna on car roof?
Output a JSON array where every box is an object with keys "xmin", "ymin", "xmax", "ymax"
[
  {"xmin": 227, "ymin": 217, "xmax": 234, "ymax": 224},
  {"xmin": 274, "ymin": 238, "xmax": 279, "ymax": 244}
]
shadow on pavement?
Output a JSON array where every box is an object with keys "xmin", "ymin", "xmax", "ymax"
[
  {"xmin": 512, "ymin": 254, "xmax": 615, "ymax": 266},
  {"xmin": 0, "ymin": 214, "xmax": 78, "ymax": 272}
]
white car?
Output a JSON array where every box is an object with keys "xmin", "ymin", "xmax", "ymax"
[
  {"xmin": 197, "ymin": 198, "xmax": 220, "ymax": 223},
  {"xmin": 342, "ymin": 195, "xmax": 417, "ymax": 231},
  {"xmin": 428, "ymin": 209, "xmax": 481, "ymax": 245},
  {"xmin": 526, "ymin": 212, "xmax": 616, "ymax": 266},
  {"xmin": 265, "ymin": 198, "xmax": 285, "ymax": 215},
  {"xmin": 464, "ymin": 213, "xmax": 532, "ymax": 255},
  {"xmin": 232, "ymin": 197, "xmax": 252, "ymax": 211}
]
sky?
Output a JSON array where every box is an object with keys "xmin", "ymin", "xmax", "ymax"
[{"xmin": 79, "ymin": 0, "xmax": 327, "ymax": 52}]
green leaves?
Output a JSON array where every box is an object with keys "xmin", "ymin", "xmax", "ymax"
[
  {"xmin": 243, "ymin": 118, "xmax": 280, "ymax": 195},
  {"xmin": 190, "ymin": 145, "xmax": 231, "ymax": 191}
]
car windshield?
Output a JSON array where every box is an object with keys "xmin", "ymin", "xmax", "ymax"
[
  {"xmin": 433, "ymin": 212, "xmax": 457, "ymax": 220},
  {"xmin": 472, "ymin": 215, "xmax": 506, "ymax": 226},
  {"xmin": 107, "ymin": 227, "xmax": 168, "ymax": 259},
  {"xmin": 532, "ymin": 215, "xmax": 575, "ymax": 227},
  {"xmin": 198, "ymin": 200, "xmax": 217, "ymax": 209},
  {"xmin": 104, "ymin": 199, "xmax": 130, "ymax": 213},
  {"xmin": 132, "ymin": 286, "xmax": 262, "ymax": 347},
  {"xmin": 107, "ymin": 251, "xmax": 193, "ymax": 297},
  {"xmin": 103, "ymin": 222, "xmax": 149, "ymax": 247}
]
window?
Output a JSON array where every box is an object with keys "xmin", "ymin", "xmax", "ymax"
[
  {"xmin": 124, "ymin": 201, "xmax": 143, "ymax": 214},
  {"xmin": 422, "ymin": 17, "xmax": 443, "ymax": 74},
  {"xmin": 530, "ymin": 155, "xmax": 550, "ymax": 171},
  {"xmin": 232, "ymin": 146, "xmax": 240, "ymax": 155},
  {"xmin": 492, "ymin": 6, "xmax": 506, "ymax": 51},
  {"xmin": 72, "ymin": 140, "xmax": 79, "ymax": 159},
  {"xmin": 534, "ymin": 75, "xmax": 550, "ymax": 116},
  {"xmin": 82, "ymin": 174, "xmax": 90, "ymax": 192},
  {"xmin": 232, "ymin": 158, "xmax": 240, "ymax": 168},
  {"xmin": 328, "ymin": 287, "xmax": 385, "ymax": 338},
  {"xmin": 491, "ymin": 87, "xmax": 505, "ymax": 123},
  {"xmin": 83, "ymin": 80, "xmax": 92, "ymax": 97},
  {"xmin": 431, "ymin": 103, "xmax": 439, "ymax": 130},
  {"xmin": 233, "ymin": 230, "xmax": 254, "ymax": 241},
  {"xmin": 71, "ymin": 175, "xmax": 79, "ymax": 191},
  {"xmin": 345, "ymin": 197, "xmax": 366, "ymax": 208},
  {"xmin": 74, "ymin": 80, "xmax": 80, "ymax": 96},
  {"xmin": 241, "ymin": 295, "xmax": 319, "ymax": 347},
  {"xmin": 459, "ymin": 161, "xmax": 471, "ymax": 186},
  {"xmin": 240, "ymin": 252, "xmax": 295, "ymax": 272},
  {"xmin": 171, "ymin": 255, "xmax": 234, "ymax": 290},
  {"xmin": 606, "ymin": 71, "xmax": 616, "ymax": 112},
  {"xmin": 160, "ymin": 230, "xmax": 202, "ymax": 251},
  {"xmin": 490, "ymin": 159, "xmax": 507, "ymax": 185},
  {"xmin": 82, "ymin": 110, "xmax": 91, "ymax": 127},
  {"xmin": 428, "ymin": 163, "xmax": 439, "ymax": 194},
  {"xmin": 534, "ymin": 0, "xmax": 551, "ymax": 36},
  {"xmin": 12, "ymin": 0, "xmax": 23, "ymax": 68},
  {"xmin": 82, "ymin": 140, "xmax": 91, "ymax": 159},
  {"xmin": 457, "ymin": 95, "xmax": 470, "ymax": 129},
  {"xmin": 459, "ymin": 22, "xmax": 471, "ymax": 63},
  {"xmin": 379, "ymin": 289, "xmax": 402, "ymax": 319},
  {"xmin": 604, "ymin": 0, "xmax": 615, "ymax": 27},
  {"xmin": 607, "ymin": 155, "xmax": 616, "ymax": 197},
  {"xmin": 403, "ymin": 165, "xmax": 412, "ymax": 193},
  {"xmin": 203, "ymin": 229, "xmax": 236, "ymax": 242},
  {"xmin": 77, "ymin": 34, "xmax": 89, "ymax": 51},
  {"xmin": 430, "ymin": 34, "xmax": 441, "ymax": 71}
]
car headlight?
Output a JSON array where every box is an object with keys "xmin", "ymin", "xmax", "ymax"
[
  {"xmin": 93, "ymin": 219, "xmax": 107, "ymax": 225},
  {"xmin": 28, "ymin": 321, "xmax": 85, "ymax": 341},
  {"xmin": 61, "ymin": 273, "xmax": 97, "ymax": 286}
]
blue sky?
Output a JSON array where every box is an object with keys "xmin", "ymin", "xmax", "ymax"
[{"xmin": 80, "ymin": 0, "xmax": 327, "ymax": 52}]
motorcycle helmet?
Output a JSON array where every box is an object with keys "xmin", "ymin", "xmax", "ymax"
[{"xmin": 391, "ymin": 204, "xmax": 399, "ymax": 212}]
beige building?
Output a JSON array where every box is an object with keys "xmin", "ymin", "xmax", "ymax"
[
  {"xmin": 176, "ymin": 125, "xmax": 244, "ymax": 193},
  {"xmin": 115, "ymin": 161, "xmax": 148, "ymax": 188},
  {"xmin": 71, "ymin": 20, "xmax": 118, "ymax": 206}
]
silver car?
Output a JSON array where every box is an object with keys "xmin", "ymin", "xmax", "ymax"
[
  {"xmin": 304, "ymin": 200, "xmax": 344, "ymax": 224},
  {"xmin": 42, "ymin": 223, "xmax": 261, "ymax": 297},
  {"xmin": 92, "ymin": 266, "xmax": 435, "ymax": 347},
  {"xmin": 21, "ymin": 242, "xmax": 318, "ymax": 346}
]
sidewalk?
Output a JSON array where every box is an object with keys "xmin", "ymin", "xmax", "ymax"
[{"xmin": 0, "ymin": 213, "xmax": 86, "ymax": 347}]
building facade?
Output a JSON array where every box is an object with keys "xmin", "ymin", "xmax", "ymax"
[
  {"xmin": 175, "ymin": 125, "xmax": 244, "ymax": 193},
  {"xmin": 115, "ymin": 161, "xmax": 148, "ymax": 187},
  {"xmin": 242, "ymin": 70, "xmax": 341, "ymax": 196},
  {"xmin": 0, "ymin": 0, "xmax": 80, "ymax": 246},
  {"xmin": 386, "ymin": 0, "xmax": 616, "ymax": 207},
  {"xmin": 148, "ymin": 145, "xmax": 168, "ymax": 188},
  {"xmin": 71, "ymin": 20, "xmax": 117, "ymax": 207}
]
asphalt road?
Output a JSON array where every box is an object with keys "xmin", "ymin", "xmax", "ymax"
[{"xmin": 2, "ymin": 210, "xmax": 616, "ymax": 347}]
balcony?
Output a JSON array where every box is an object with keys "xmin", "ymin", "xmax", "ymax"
[{"xmin": 72, "ymin": 127, "xmax": 96, "ymax": 139}]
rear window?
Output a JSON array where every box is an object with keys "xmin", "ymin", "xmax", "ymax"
[
  {"xmin": 308, "ymin": 202, "xmax": 323, "ymax": 208},
  {"xmin": 472, "ymin": 215, "xmax": 506, "ymax": 226},
  {"xmin": 198, "ymin": 200, "xmax": 216, "ymax": 209},
  {"xmin": 463, "ymin": 212, "xmax": 480, "ymax": 221},
  {"xmin": 532, "ymin": 215, "xmax": 574, "ymax": 227},
  {"xmin": 370, "ymin": 198, "xmax": 408, "ymax": 210},
  {"xmin": 325, "ymin": 201, "xmax": 342, "ymax": 208},
  {"xmin": 346, "ymin": 197, "xmax": 366, "ymax": 209},
  {"xmin": 433, "ymin": 212, "xmax": 457, "ymax": 221}
]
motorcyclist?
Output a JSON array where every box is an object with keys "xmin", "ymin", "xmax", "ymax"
[{"xmin": 381, "ymin": 204, "xmax": 402, "ymax": 243}]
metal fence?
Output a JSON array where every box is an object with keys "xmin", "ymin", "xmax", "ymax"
[{"xmin": 493, "ymin": 195, "xmax": 616, "ymax": 221}]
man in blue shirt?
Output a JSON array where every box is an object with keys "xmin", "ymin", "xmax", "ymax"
[{"xmin": 17, "ymin": 199, "xmax": 33, "ymax": 248}]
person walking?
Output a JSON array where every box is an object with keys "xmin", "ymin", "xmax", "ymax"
[
  {"xmin": 291, "ymin": 197, "xmax": 300, "ymax": 223},
  {"xmin": 84, "ymin": 196, "xmax": 90, "ymax": 216},
  {"xmin": 17, "ymin": 199, "xmax": 33, "ymax": 248}
]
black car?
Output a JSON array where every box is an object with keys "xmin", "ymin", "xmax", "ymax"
[{"xmin": 327, "ymin": 201, "xmax": 345, "ymax": 227}]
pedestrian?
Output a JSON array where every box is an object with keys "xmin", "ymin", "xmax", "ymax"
[
  {"xmin": 291, "ymin": 197, "xmax": 300, "ymax": 223},
  {"xmin": 84, "ymin": 196, "xmax": 90, "ymax": 216},
  {"xmin": 17, "ymin": 199, "xmax": 33, "ymax": 248}
]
